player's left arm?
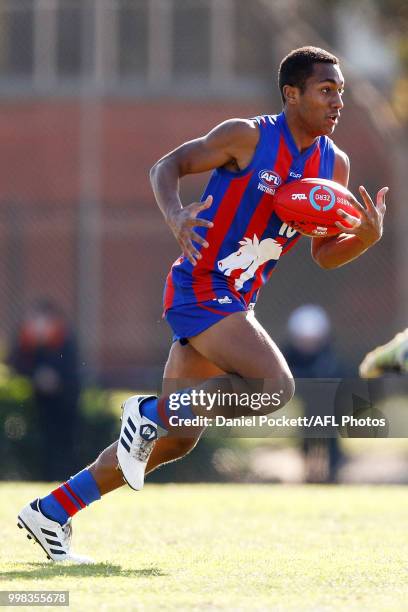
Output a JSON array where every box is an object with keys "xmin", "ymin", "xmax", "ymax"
[{"xmin": 311, "ymin": 148, "xmax": 388, "ymax": 269}]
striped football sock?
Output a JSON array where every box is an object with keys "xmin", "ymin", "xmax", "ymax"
[
  {"xmin": 39, "ymin": 469, "xmax": 101, "ymax": 525},
  {"xmin": 140, "ymin": 393, "xmax": 197, "ymax": 431}
]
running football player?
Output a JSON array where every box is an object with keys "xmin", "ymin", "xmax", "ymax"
[{"xmin": 18, "ymin": 47, "xmax": 387, "ymax": 563}]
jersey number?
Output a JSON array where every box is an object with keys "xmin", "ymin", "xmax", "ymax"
[{"xmin": 278, "ymin": 223, "xmax": 297, "ymax": 238}]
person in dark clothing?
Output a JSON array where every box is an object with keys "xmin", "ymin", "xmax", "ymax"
[
  {"xmin": 8, "ymin": 299, "xmax": 81, "ymax": 480},
  {"xmin": 284, "ymin": 304, "xmax": 344, "ymax": 483}
]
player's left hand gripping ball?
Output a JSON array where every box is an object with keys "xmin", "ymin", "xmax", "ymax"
[{"xmin": 335, "ymin": 185, "xmax": 388, "ymax": 247}]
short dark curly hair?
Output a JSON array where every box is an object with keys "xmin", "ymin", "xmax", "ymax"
[{"xmin": 278, "ymin": 46, "xmax": 339, "ymax": 103}]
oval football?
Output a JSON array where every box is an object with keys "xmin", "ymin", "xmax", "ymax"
[{"xmin": 274, "ymin": 178, "xmax": 360, "ymax": 237}]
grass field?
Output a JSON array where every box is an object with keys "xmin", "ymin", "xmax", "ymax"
[{"xmin": 1, "ymin": 483, "xmax": 408, "ymax": 611}]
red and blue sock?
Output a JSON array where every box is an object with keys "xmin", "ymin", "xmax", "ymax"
[
  {"xmin": 39, "ymin": 469, "xmax": 101, "ymax": 525},
  {"xmin": 140, "ymin": 394, "xmax": 197, "ymax": 430}
]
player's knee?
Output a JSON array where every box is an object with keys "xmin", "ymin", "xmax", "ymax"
[
  {"xmin": 234, "ymin": 372, "xmax": 294, "ymax": 416},
  {"xmin": 258, "ymin": 372, "xmax": 295, "ymax": 415}
]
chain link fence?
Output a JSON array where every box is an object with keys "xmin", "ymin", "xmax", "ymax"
[{"xmin": 0, "ymin": 0, "xmax": 405, "ymax": 388}]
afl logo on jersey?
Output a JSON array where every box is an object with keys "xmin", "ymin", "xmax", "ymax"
[{"xmin": 257, "ymin": 169, "xmax": 282, "ymax": 195}]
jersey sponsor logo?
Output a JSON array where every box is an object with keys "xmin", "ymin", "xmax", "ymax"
[
  {"xmin": 212, "ymin": 295, "xmax": 233, "ymax": 305},
  {"xmin": 309, "ymin": 185, "xmax": 336, "ymax": 211},
  {"xmin": 289, "ymin": 171, "xmax": 302, "ymax": 179},
  {"xmin": 291, "ymin": 193, "xmax": 307, "ymax": 201},
  {"xmin": 257, "ymin": 169, "xmax": 282, "ymax": 195},
  {"xmin": 217, "ymin": 234, "xmax": 283, "ymax": 290}
]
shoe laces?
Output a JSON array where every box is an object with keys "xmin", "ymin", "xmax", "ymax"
[
  {"xmin": 60, "ymin": 519, "xmax": 72, "ymax": 549},
  {"xmin": 131, "ymin": 438, "xmax": 156, "ymax": 462}
]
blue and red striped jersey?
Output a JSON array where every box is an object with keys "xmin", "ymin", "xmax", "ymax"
[{"xmin": 164, "ymin": 112, "xmax": 336, "ymax": 311}]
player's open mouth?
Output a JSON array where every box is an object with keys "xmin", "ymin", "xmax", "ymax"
[{"xmin": 327, "ymin": 114, "xmax": 339, "ymax": 125}]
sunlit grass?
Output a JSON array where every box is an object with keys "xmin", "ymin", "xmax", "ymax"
[{"xmin": 1, "ymin": 483, "xmax": 408, "ymax": 610}]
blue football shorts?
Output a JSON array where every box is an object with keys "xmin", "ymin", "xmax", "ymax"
[{"xmin": 165, "ymin": 293, "xmax": 249, "ymax": 344}]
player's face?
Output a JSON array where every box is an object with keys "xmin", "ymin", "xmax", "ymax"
[{"xmin": 297, "ymin": 63, "xmax": 345, "ymax": 136}]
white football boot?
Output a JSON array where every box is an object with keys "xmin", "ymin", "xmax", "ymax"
[
  {"xmin": 117, "ymin": 395, "xmax": 165, "ymax": 490},
  {"xmin": 17, "ymin": 499, "xmax": 94, "ymax": 564}
]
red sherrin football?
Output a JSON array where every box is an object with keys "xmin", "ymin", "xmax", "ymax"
[{"xmin": 273, "ymin": 178, "xmax": 360, "ymax": 237}]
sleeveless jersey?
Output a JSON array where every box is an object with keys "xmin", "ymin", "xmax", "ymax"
[{"xmin": 163, "ymin": 112, "xmax": 336, "ymax": 311}]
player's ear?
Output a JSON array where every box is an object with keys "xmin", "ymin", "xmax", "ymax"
[{"xmin": 283, "ymin": 84, "xmax": 300, "ymax": 105}]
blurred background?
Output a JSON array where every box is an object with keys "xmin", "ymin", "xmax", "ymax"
[{"xmin": 0, "ymin": 0, "xmax": 407, "ymax": 483}]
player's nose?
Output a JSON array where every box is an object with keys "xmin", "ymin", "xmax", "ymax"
[{"xmin": 332, "ymin": 92, "xmax": 344, "ymax": 109}]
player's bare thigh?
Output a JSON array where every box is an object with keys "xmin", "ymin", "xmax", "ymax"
[
  {"xmin": 160, "ymin": 339, "xmax": 225, "ymax": 446},
  {"xmin": 162, "ymin": 339, "xmax": 225, "ymax": 394},
  {"xmin": 187, "ymin": 309, "xmax": 294, "ymax": 400}
]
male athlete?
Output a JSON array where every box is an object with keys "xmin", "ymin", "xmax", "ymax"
[{"xmin": 18, "ymin": 47, "xmax": 387, "ymax": 563}]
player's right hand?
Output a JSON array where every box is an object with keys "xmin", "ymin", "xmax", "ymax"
[{"xmin": 167, "ymin": 195, "xmax": 214, "ymax": 265}]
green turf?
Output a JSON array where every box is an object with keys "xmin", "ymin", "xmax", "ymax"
[{"xmin": 1, "ymin": 483, "xmax": 408, "ymax": 611}]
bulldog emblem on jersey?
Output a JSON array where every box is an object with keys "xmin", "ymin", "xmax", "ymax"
[{"xmin": 217, "ymin": 234, "xmax": 283, "ymax": 290}]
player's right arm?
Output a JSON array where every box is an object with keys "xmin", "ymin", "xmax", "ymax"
[{"xmin": 149, "ymin": 119, "xmax": 259, "ymax": 265}]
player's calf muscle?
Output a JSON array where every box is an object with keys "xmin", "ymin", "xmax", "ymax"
[
  {"xmin": 89, "ymin": 435, "xmax": 200, "ymax": 495},
  {"xmin": 147, "ymin": 436, "xmax": 200, "ymax": 470},
  {"xmin": 89, "ymin": 443, "xmax": 123, "ymax": 495}
]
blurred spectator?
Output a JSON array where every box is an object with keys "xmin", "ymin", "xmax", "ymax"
[
  {"xmin": 284, "ymin": 305, "xmax": 344, "ymax": 483},
  {"xmin": 8, "ymin": 299, "xmax": 81, "ymax": 480}
]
